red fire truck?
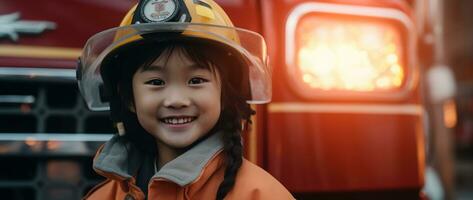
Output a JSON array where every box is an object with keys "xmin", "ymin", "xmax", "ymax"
[{"xmin": 0, "ymin": 0, "xmax": 448, "ymax": 199}]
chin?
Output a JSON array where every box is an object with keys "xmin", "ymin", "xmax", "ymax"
[
  {"xmin": 148, "ymin": 128, "xmax": 212, "ymax": 149},
  {"xmin": 158, "ymin": 135, "xmax": 198, "ymax": 149},
  {"xmin": 167, "ymin": 140, "xmax": 193, "ymax": 148}
]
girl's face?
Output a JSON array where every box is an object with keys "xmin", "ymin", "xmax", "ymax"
[{"xmin": 131, "ymin": 46, "xmax": 221, "ymax": 149}]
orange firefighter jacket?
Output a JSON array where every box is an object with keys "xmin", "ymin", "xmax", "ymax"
[{"xmin": 83, "ymin": 132, "xmax": 294, "ymax": 200}]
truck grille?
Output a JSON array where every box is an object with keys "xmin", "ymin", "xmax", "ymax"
[{"xmin": 0, "ymin": 68, "xmax": 115, "ymax": 200}]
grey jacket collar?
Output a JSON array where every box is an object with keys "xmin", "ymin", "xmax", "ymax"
[{"xmin": 93, "ymin": 132, "xmax": 224, "ymax": 186}]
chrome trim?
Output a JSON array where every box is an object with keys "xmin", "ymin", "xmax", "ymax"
[
  {"xmin": 269, "ymin": 102, "xmax": 424, "ymax": 115},
  {"xmin": 0, "ymin": 134, "xmax": 112, "ymax": 156},
  {"xmin": 0, "ymin": 12, "xmax": 56, "ymax": 42},
  {"xmin": 0, "ymin": 133, "xmax": 113, "ymax": 142},
  {"xmin": 285, "ymin": 2, "xmax": 418, "ymax": 100},
  {"xmin": 0, "ymin": 45, "xmax": 82, "ymax": 59},
  {"xmin": 0, "ymin": 67, "xmax": 76, "ymax": 82},
  {"xmin": 0, "ymin": 95, "xmax": 35, "ymax": 104}
]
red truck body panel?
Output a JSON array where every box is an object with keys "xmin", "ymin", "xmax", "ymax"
[{"xmin": 258, "ymin": 0, "xmax": 425, "ymax": 192}]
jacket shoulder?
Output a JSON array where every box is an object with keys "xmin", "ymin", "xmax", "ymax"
[
  {"xmin": 229, "ymin": 159, "xmax": 294, "ymax": 200},
  {"xmin": 82, "ymin": 179, "xmax": 122, "ymax": 200}
]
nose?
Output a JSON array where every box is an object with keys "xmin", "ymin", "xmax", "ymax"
[{"xmin": 163, "ymin": 89, "xmax": 191, "ymax": 109}]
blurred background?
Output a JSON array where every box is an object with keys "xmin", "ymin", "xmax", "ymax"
[
  {"xmin": 444, "ymin": 0, "xmax": 473, "ymax": 199},
  {"xmin": 0, "ymin": 0, "xmax": 472, "ymax": 199}
]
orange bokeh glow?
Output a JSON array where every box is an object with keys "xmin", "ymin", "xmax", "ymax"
[{"xmin": 296, "ymin": 16, "xmax": 405, "ymax": 92}]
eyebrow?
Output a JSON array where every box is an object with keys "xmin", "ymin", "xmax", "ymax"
[{"xmin": 140, "ymin": 63, "xmax": 210, "ymax": 72}]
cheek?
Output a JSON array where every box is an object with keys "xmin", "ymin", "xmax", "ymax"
[
  {"xmin": 132, "ymin": 86, "xmax": 144, "ymax": 111},
  {"xmin": 134, "ymin": 92, "xmax": 161, "ymax": 133},
  {"xmin": 202, "ymin": 84, "xmax": 222, "ymax": 120},
  {"xmin": 133, "ymin": 86, "xmax": 158, "ymax": 118}
]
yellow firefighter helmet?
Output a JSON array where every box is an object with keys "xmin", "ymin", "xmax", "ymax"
[{"xmin": 77, "ymin": 0, "xmax": 271, "ymax": 111}]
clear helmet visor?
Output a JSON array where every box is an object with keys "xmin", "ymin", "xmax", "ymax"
[{"xmin": 77, "ymin": 23, "xmax": 271, "ymax": 111}]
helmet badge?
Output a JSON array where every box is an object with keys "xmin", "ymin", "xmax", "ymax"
[{"xmin": 141, "ymin": 0, "xmax": 179, "ymax": 22}]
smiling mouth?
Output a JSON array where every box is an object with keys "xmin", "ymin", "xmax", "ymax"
[{"xmin": 160, "ymin": 116, "xmax": 197, "ymax": 125}]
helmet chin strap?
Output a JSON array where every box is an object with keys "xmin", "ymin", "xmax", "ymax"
[{"xmin": 108, "ymin": 89, "xmax": 127, "ymax": 136}]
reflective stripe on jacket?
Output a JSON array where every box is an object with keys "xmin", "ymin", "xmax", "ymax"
[{"xmin": 83, "ymin": 132, "xmax": 294, "ymax": 200}]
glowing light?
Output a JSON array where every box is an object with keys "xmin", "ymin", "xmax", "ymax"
[
  {"xmin": 443, "ymin": 99, "xmax": 457, "ymax": 128},
  {"xmin": 296, "ymin": 16, "xmax": 405, "ymax": 92},
  {"xmin": 387, "ymin": 54, "xmax": 399, "ymax": 64},
  {"xmin": 25, "ymin": 137, "xmax": 38, "ymax": 146},
  {"xmin": 47, "ymin": 140, "xmax": 61, "ymax": 150}
]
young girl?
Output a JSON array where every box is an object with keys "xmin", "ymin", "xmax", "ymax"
[{"xmin": 77, "ymin": 0, "xmax": 293, "ymax": 199}]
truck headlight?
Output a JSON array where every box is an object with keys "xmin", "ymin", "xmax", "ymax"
[{"xmin": 286, "ymin": 2, "xmax": 417, "ymax": 100}]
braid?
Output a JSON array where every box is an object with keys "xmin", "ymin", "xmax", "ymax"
[
  {"xmin": 216, "ymin": 104, "xmax": 254, "ymax": 200},
  {"xmin": 216, "ymin": 115, "xmax": 243, "ymax": 200},
  {"xmin": 214, "ymin": 43, "xmax": 255, "ymax": 199}
]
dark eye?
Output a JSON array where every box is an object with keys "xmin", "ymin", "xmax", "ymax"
[
  {"xmin": 145, "ymin": 79, "xmax": 165, "ymax": 86},
  {"xmin": 188, "ymin": 77, "xmax": 209, "ymax": 85}
]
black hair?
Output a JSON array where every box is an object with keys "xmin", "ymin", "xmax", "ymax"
[{"xmin": 101, "ymin": 38, "xmax": 255, "ymax": 199}]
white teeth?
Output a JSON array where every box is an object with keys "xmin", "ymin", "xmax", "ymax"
[{"xmin": 162, "ymin": 117, "xmax": 195, "ymax": 125}]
